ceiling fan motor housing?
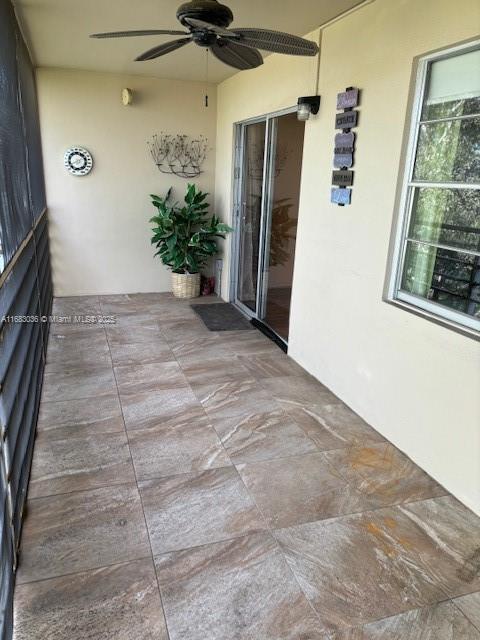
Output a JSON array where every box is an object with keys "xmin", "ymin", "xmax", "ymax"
[{"xmin": 176, "ymin": 0, "xmax": 234, "ymax": 28}]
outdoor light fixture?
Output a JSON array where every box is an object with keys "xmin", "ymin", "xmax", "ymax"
[{"xmin": 297, "ymin": 95, "xmax": 320, "ymax": 121}]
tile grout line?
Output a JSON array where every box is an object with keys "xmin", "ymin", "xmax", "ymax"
[
  {"xmin": 184, "ymin": 368, "xmax": 342, "ymax": 465},
  {"xmin": 26, "ymin": 479, "xmax": 140, "ymax": 503},
  {"xmin": 324, "ymin": 596, "xmax": 460, "ymax": 638},
  {"xmin": 449, "ymin": 595, "xmax": 480, "ymax": 633},
  {"xmin": 15, "ymin": 555, "xmax": 154, "ymax": 589},
  {"xmin": 161, "ymin": 319, "xmax": 240, "ymax": 476},
  {"xmin": 101, "ymin": 300, "xmax": 172, "ymax": 640},
  {"xmin": 23, "ymin": 458, "xmax": 450, "ymax": 519}
]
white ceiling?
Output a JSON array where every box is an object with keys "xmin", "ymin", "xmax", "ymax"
[{"xmin": 14, "ymin": 0, "xmax": 364, "ymax": 84}]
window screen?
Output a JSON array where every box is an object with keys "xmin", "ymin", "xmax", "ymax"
[{"xmin": 392, "ymin": 45, "xmax": 480, "ymax": 332}]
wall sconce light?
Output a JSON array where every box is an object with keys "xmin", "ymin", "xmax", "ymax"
[
  {"xmin": 297, "ymin": 95, "xmax": 320, "ymax": 121},
  {"xmin": 122, "ymin": 88, "xmax": 133, "ymax": 106}
]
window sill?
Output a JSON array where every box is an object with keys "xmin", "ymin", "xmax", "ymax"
[{"xmin": 383, "ymin": 295, "xmax": 480, "ymax": 341}]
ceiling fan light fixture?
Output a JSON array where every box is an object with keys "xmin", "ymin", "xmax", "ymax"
[{"xmin": 297, "ymin": 95, "xmax": 320, "ymax": 121}]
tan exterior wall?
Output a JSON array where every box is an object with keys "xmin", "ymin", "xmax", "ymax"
[
  {"xmin": 215, "ymin": 0, "xmax": 480, "ymax": 514},
  {"xmin": 37, "ymin": 68, "xmax": 217, "ymax": 296}
]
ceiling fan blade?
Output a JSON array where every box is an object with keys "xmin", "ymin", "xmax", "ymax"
[
  {"xmin": 90, "ymin": 30, "xmax": 188, "ymax": 39},
  {"xmin": 210, "ymin": 39, "xmax": 263, "ymax": 70},
  {"xmin": 135, "ymin": 37, "xmax": 192, "ymax": 61},
  {"xmin": 223, "ymin": 28, "xmax": 318, "ymax": 56},
  {"xmin": 183, "ymin": 17, "xmax": 235, "ymax": 38}
]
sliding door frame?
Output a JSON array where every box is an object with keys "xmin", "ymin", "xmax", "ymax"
[{"xmin": 230, "ymin": 106, "xmax": 297, "ymax": 327}]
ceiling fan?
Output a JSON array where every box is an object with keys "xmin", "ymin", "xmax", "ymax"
[{"xmin": 90, "ymin": 0, "xmax": 319, "ymax": 71}]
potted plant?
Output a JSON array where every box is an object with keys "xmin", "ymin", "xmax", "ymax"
[{"xmin": 149, "ymin": 184, "xmax": 232, "ymax": 299}]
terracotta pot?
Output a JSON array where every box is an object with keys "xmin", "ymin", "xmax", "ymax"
[{"xmin": 171, "ymin": 272, "xmax": 201, "ymax": 299}]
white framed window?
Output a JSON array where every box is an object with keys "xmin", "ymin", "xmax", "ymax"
[{"xmin": 387, "ymin": 40, "xmax": 480, "ymax": 335}]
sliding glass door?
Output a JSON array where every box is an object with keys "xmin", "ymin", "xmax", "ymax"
[
  {"xmin": 233, "ymin": 110, "xmax": 305, "ymax": 343},
  {"xmin": 236, "ymin": 120, "xmax": 266, "ymax": 312}
]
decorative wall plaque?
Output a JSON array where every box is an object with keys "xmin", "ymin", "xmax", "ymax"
[
  {"xmin": 336, "ymin": 88, "xmax": 359, "ymax": 110},
  {"xmin": 333, "ymin": 154, "xmax": 353, "ymax": 168},
  {"xmin": 331, "ymin": 188, "xmax": 352, "ymax": 205},
  {"xmin": 332, "ymin": 170, "xmax": 354, "ymax": 186},
  {"xmin": 335, "ymin": 110, "xmax": 358, "ymax": 130},
  {"xmin": 331, "ymin": 87, "xmax": 360, "ymax": 206},
  {"xmin": 334, "ymin": 132, "xmax": 355, "ymax": 153}
]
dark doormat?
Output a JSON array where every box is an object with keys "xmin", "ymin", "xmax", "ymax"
[{"xmin": 191, "ymin": 303, "xmax": 254, "ymax": 331}]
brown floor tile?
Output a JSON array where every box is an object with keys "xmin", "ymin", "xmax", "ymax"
[
  {"xmin": 139, "ymin": 467, "xmax": 266, "ymax": 554},
  {"xmin": 330, "ymin": 601, "xmax": 480, "ymax": 639},
  {"xmin": 37, "ymin": 394, "xmax": 124, "ymax": 439},
  {"xmin": 397, "ymin": 496, "xmax": 480, "ymax": 598},
  {"xmin": 120, "ymin": 386, "xmax": 208, "ymax": 431},
  {"xmin": 17, "ymin": 484, "xmax": 150, "ymax": 584},
  {"xmin": 128, "ymin": 423, "xmax": 232, "ymax": 480},
  {"xmin": 237, "ymin": 353, "xmax": 306, "ymax": 379},
  {"xmin": 170, "ymin": 334, "xmax": 233, "ymax": 360},
  {"xmin": 453, "ymin": 591, "xmax": 480, "ymax": 630},
  {"xmin": 46, "ymin": 330, "xmax": 111, "ymax": 370},
  {"xmin": 49, "ymin": 320, "xmax": 107, "ymax": 336},
  {"xmin": 115, "ymin": 361, "xmax": 188, "ymax": 395},
  {"xmin": 99, "ymin": 293, "xmax": 197, "ymax": 320},
  {"xmin": 159, "ymin": 318, "xmax": 209, "ymax": 342},
  {"xmin": 238, "ymin": 444, "xmax": 445, "ymax": 529},
  {"xmin": 28, "ymin": 432, "xmax": 135, "ymax": 498},
  {"xmin": 108, "ymin": 338, "xmax": 175, "ymax": 366},
  {"xmin": 194, "ymin": 379, "xmax": 279, "ymax": 421},
  {"xmin": 155, "ymin": 533, "xmax": 325, "ymax": 640},
  {"xmin": 52, "ymin": 295, "xmax": 101, "ymax": 315},
  {"xmin": 14, "ymin": 559, "xmax": 168, "ymax": 640},
  {"xmin": 238, "ymin": 451, "xmax": 371, "ymax": 528},
  {"xmin": 106, "ymin": 316, "xmax": 164, "ymax": 343},
  {"xmin": 275, "ymin": 507, "xmax": 446, "ymax": 633},
  {"xmin": 285, "ymin": 402, "xmax": 385, "ymax": 450},
  {"xmin": 215, "ymin": 408, "xmax": 318, "ymax": 464},
  {"xmin": 217, "ymin": 331, "xmax": 280, "ymax": 355},
  {"xmin": 276, "ymin": 497, "xmax": 480, "ymax": 633},
  {"xmin": 323, "ymin": 443, "xmax": 447, "ymax": 508},
  {"xmin": 178, "ymin": 355, "xmax": 253, "ymax": 386},
  {"xmin": 106, "ymin": 310, "xmax": 162, "ymax": 327},
  {"xmin": 42, "ymin": 365, "xmax": 117, "ymax": 402},
  {"xmin": 261, "ymin": 374, "xmax": 338, "ymax": 407},
  {"xmin": 99, "ymin": 293, "xmax": 163, "ymax": 315},
  {"xmin": 150, "ymin": 305, "xmax": 199, "ymax": 323}
]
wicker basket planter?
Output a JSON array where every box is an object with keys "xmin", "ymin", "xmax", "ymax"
[{"xmin": 171, "ymin": 272, "xmax": 201, "ymax": 299}]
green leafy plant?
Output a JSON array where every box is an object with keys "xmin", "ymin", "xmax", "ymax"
[{"xmin": 149, "ymin": 184, "xmax": 232, "ymax": 274}]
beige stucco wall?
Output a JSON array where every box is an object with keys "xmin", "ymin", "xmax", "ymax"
[
  {"xmin": 215, "ymin": 0, "xmax": 480, "ymax": 514},
  {"xmin": 37, "ymin": 68, "xmax": 217, "ymax": 295}
]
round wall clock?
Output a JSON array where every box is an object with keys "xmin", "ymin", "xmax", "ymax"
[{"xmin": 64, "ymin": 147, "xmax": 93, "ymax": 176}]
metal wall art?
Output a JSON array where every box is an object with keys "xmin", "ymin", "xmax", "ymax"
[
  {"xmin": 148, "ymin": 133, "xmax": 208, "ymax": 178},
  {"xmin": 331, "ymin": 87, "xmax": 360, "ymax": 206}
]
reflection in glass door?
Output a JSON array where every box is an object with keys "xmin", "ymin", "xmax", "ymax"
[
  {"xmin": 236, "ymin": 120, "xmax": 266, "ymax": 312},
  {"xmin": 233, "ymin": 110, "xmax": 305, "ymax": 344}
]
